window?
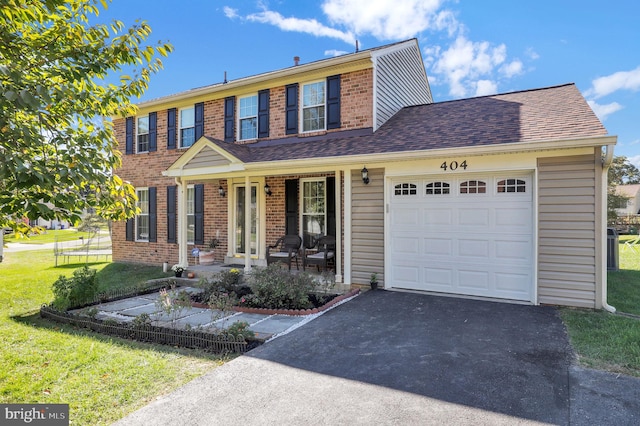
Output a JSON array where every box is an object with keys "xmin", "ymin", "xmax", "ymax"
[
  {"xmin": 302, "ymin": 81, "xmax": 325, "ymax": 132},
  {"xmin": 460, "ymin": 180, "xmax": 486, "ymax": 194},
  {"xmin": 426, "ymin": 182, "xmax": 450, "ymax": 195},
  {"xmin": 186, "ymin": 186, "xmax": 195, "ymax": 244},
  {"xmin": 301, "ymin": 179, "xmax": 326, "ymax": 247},
  {"xmin": 394, "ymin": 183, "xmax": 417, "ymax": 196},
  {"xmin": 497, "ymin": 179, "xmax": 526, "ymax": 193},
  {"xmin": 136, "ymin": 116, "xmax": 149, "ymax": 153},
  {"xmin": 179, "ymin": 107, "xmax": 195, "ymax": 148},
  {"xmin": 136, "ymin": 188, "xmax": 149, "ymax": 241},
  {"xmin": 238, "ymin": 95, "xmax": 258, "ymax": 140}
]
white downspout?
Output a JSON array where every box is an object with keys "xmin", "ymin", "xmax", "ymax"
[
  {"xmin": 601, "ymin": 145, "xmax": 616, "ymax": 313},
  {"xmin": 244, "ymin": 175, "xmax": 252, "ymax": 274}
]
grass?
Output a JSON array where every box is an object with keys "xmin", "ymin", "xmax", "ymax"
[
  {"xmin": 3, "ymin": 229, "xmax": 94, "ymax": 244},
  {"xmin": 0, "ymin": 249, "xmax": 228, "ymax": 425},
  {"xmin": 560, "ymin": 235, "xmax": 640, "ymax": 377}
]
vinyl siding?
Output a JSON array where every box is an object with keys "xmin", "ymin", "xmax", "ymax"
[
  {"xmin": 374, "ymin": 43, "xmax": 432, "ymax": 130},
  {"xmin": 538, "ymin": 154, "xmax": 597, "ymax": 307},
  {"xmin": 183, "ymin": 147, "xmax": 230, "ymax": 169},
  {"xmin": 351, "ymin": 168, "xmax": 385, "ymax": 287}
]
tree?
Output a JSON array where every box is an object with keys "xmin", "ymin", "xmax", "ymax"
[
  {"xmin": 0, "ymin": 0, "xmax": 173, "ymax": 233},
  {"xmin": 608, "ymin": 156, "xmax": 640, "ymax": 185}
]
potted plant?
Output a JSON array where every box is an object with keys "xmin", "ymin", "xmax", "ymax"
[
  {"xmin": 171, "ymin": 264, "xmax": 185, "ymax": 278},
  {"xmin": 370, "ymin": 272, "xmax": 379, "ymax": 290},
  {"xmin": 198, "ymin": 238, "xmax": 220, "ymax": 266}
]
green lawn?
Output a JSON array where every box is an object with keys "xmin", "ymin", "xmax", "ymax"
[
  {"xmin": 0, "ymin": 250, "xmax": 227, "ymax": 425},
  {"xmin": 3, "ymin": 229, "xmax": 94, "ymax": 244},
  {"xmin": 561, "ymin": 235, "xmax": 640, "ymax": 377}
]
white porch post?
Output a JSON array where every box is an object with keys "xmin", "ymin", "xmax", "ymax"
[
  {"xmin": 343, "ymin": 169, "xmax": 352, "ymax": 285},
  {"xmin": 177, "ymin": 178, "xmax": 189, "ymax": 267},
  {"xmin": 335, "ymin": 169, "xmax": 343, "ymax": 283},
  {"xmin": 244, "ymin": 174, "xmax": 252, "ymax": 274}
]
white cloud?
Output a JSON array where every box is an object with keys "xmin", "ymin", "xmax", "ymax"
[
  {"xmin": 321, "ymin": 0, "xmax": 444, "ymax": 40},
  {"xmin": 325, "ymin": 49, "xmax": 349, "ymax": 57},
  {"xmin": 628, "ymin": 154, "xmax": 640, "ymax": 170},
  {"xmin": 500, "ymin": 60, "xmax": 523, "ymax": 78},
  {"xmin": 433, "ymin": 35, "xmax": 511, "ymax": 97},
  {"xmin": 475, "ymin": 80, "xmax": 497, "ymax": 96},
  {"xmin": 586, "ymin": 66, "xmax": 640, "ymax": 99},
  {"xmin": 525, "ymin": 47, "xmax": 540, "ymax": 60},
  {"xmin": 587, "ymin": 100, "xmax": 623, "ymax": 121},
  {"xmin": 223, "ymin": 6, "xmax": 238, "ymax": 19},
  {"xmin": 246, "ymin": 10, "xmax": 355, "ymax": 44}
]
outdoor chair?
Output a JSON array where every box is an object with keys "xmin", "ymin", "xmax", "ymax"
[
  {"xmin": 624, "ymin": 234, "xmax": 640, "ymax": 253},
  {"xmin": 266, "ymin": 235, "xmax": 302, "ymax": 270},
  {"xmin": 303, "ymin": 235, "xmax": 336, "ymax": 272}
]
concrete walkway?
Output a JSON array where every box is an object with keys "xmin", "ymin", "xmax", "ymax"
[{"xmin": 114, "ymin": 291, "xmax": 640, "ymax": 425}]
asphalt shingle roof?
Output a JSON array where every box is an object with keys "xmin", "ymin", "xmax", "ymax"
[{"xmin": 206, "ymin": 83, "xmax": 608, "ymax": 164}]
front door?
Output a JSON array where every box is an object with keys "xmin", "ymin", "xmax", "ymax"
[{"xmin": 234, "ymin": 185, "xmax": 258, "ymax": 256}]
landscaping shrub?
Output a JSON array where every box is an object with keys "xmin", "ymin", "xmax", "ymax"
[
  {"xmin": 51, "ymin": 266, "xmax": 99, "ymax": 310},
  {"xmin": 197, "ymin": 268, "xmax": 242, "ymax": 302},
  {"xmin": 245, "ymin": 264, "xmax": 316, "ymax": 310}
]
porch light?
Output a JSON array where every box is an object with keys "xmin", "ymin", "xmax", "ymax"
[
  {"xmin": 361, "ymin": 166, "xmax": 370, "ymax": 184},
  {"xmin": 218, "ymin": 186, "xmax": 225, "ymax": 197},
  {"xmin": 264, "ymin": 183, "xmax": 272, "ymax": 196}
]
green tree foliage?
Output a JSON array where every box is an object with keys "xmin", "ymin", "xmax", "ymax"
[
  {"xmin": 0, "ymin": 0, "xmax": 173, "ymax": 232},
  {"xmin": 608, "ymin": 156, "xmax": 640, "ymax": 185}
]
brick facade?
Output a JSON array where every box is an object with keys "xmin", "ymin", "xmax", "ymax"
[{"xmin": 113, "ymin": 68, "xmax": 373, "ymax": 267}]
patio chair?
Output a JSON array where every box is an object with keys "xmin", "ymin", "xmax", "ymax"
[
  {"xmin": 624, "ymin": 234, "xmax": 640, "ymax": 253},
  {"xmin": 266, "ymin": 235, "xmax": 302, "ymax": 270},
  {"xmin": 303, "ymin": 235, "xmax": 336, "ymax": 272}
]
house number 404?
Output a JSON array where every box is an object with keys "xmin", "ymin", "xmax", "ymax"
[{"xmin": 440, "ymin": 160, "xmax": 468, "ymax": 171}]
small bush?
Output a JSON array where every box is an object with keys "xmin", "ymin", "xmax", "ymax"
[
  {"xmin": 197, "ymin": 268, "xmax": 242, "ymax": 302},
  {"xmin": 247, "ymin": 264, "xmax": 316, "ymax": 310},
  {"xmin": 51, "ymin": 266, "xmax": 99, "ymax": 310},
  {"xmin": 225, "ymin": 321, "xmax": 255, "ymax": 340}
]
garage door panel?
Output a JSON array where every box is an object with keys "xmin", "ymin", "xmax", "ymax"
[{"xmin": 389, "ymin": 173, "xmax": 533, "ymax": 302}]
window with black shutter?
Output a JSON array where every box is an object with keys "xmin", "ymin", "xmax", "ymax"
[
  {"xmin": 194, "ymin": 102, "xmax": 204, "ymax": 141},
  {"xmin": 326, "ymin": 75, "xmax": 341, "ymax": 129},
  {"xmin": 167, "ymin": 108, "xmax": 176, "ymax": 149},
  {"xmin": 224, "ymin": 97, "xmax": 235, "ymax": 142},
  {"xmin": 194, "ymin": 184, "xmax": 204, "ymax": 245},
  {"xmin": 125, "ymin": 116, "xmax": 133, "ymax": 154},
  {"xmin": 285, "ymin": 84, "xmax": 298, "ymax": 135},
  {"xmin": 167, "ymin": 185, "xmax": 176, "ymax": 243},
  {"xmin": 258, "ymin": 89, "xmax": 270, "ymax": 138},
  {"xmin": 148, "ymin": 187, "xmax": 157, "ymax": 242},
  {"xmin": 148, "ymin": 112, "xmax": 157, "ymax": 152}
]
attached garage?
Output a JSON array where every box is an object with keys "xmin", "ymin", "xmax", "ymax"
[{"xmin": 387, "ymin": 173, "xmax": 534, "ymax": 302}]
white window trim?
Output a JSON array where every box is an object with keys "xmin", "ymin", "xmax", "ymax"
[
  {"xmin": 300, "ymin": 177, "xmax": 327, "ymax": 243},
  {"xmin": 136, "ymin": 115, "xmax": 149, "ymax": 154},
  {"xmin": 135, "ymin": 187, "xmax": 149, "ymax": 242},
  {"xmin": 238, "ymin": 94, "xmax": 258, "ymax": 141},
  {"xmin": 179, "ymin": 106, "xmax": 195, "ymax": 149},
  {"xmin": 186, "ymin": 185, "xmax": 195, "ymax": 245},
  {"xmin": 300, "ymin": 80, "xmax": 326, "ymax": 133}
]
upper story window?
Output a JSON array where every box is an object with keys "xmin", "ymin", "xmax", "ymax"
[
  {"xmin": 136, "ymin": 116, "xmax": 149, "ymax": 153},
  {"xmin": 238, "ymin": 95, "xmax": 258, "ymax": 141},
  {"xmin": 394, "ymin": 183, "xmax": 417, "ymax": 196},
  {"xmin": 180, "ymin": 107, "xmax": 195, "ymax": 148},
  {"xmin": 302, "ymin": 81, "xmax": 326, "ymax": 132},
  {"xmin": 460, "ymin": 180, "xmax": 486, "ymax": 194},
  {"xmin": 426, "ymin": 182, "xmax": 450, "ymax": 195},
  {"xmin": 136, "ymin": 188, "xmax": 149, "ymax": 242},
  {"xmin": 497, "ymin": 179, "xmax": 526, "ymax": 193}
]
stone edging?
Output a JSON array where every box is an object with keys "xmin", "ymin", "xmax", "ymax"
[{"xmin": 230, "ymin": 288, "xmax": 361, "ymax": 316}]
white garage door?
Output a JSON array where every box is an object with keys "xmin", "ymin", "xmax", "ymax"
[{"xmin": 388, "ymin": 174, "xmax": 533, "ymax": 302}]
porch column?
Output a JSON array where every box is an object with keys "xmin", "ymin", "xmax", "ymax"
[
  {"xmin": 343, "ymin": 169, "xmax": 352, "ymax": 285},
  {"xmin": 177, "ymin": 178, "xmax": 189, "ymax": 267},
  {"xmin": 335, "ymin": 169, "xmax": 343, "ymax": 283},
  {"xmin": 244, "ymin": 174, "xmax": 252, "ymax": 274}
]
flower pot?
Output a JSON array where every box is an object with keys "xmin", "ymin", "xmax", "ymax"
[
  {"xmin": 199, "ymin": 250, "xmax": 216, "ymax": 266},
  {"xmin": 175, "ymin": 271, "xmax": 183, "ymax": 278},
  {"xmin": 370, "ymin": 281, "xmax": 378, "ymax": 290}
]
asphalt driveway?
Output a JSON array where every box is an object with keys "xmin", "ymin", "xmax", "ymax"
[{"xmin": 115, "ymin": 290, "xmax": 640, "ymax": 425}]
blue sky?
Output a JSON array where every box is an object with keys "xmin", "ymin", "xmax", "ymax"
[{"xmin": 99, "ymin": 0, "xmax": 640, "ymax": 167}]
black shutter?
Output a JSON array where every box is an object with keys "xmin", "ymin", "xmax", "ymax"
[
  {"xmin": 285, "ymin": 83, "xmax": 298, "ymax": 135},
  {"xmin": 148, "ymin": 187, "xmax": 157, "ymax": 243},
  {"xmin": 326, "ymin": 75, "xmax": 341, "ymax": 130},
  {"xmin": 224, "ymin": 96, "xmax": 235, "ymax": 142},
  {"xmin": 148, "ymin": 112, "xmax": 157, "ymax": 152},
  {"xmin": 194, "ymin": 184, "xmax": 204, "ymax": 245},
  {"xmin": 285, "ymin": 179, "xmax": 299, "ymax": 235},
  {"xmin": 125, "ymin": 117, "xmax": 133, "ymax": 154},
  {"xmin": 326, "ymin": 177, "xmax": 336, "ymax": 237},
  {"xmin": 194, "ymin": 102, "xmax": 204, "ymax": 141},
  {"xmin": 167, "ymin": 185, "xmax": 176, "ymax": 244},
  {"xmin": 167, "ymin": 108, "xmax": 176, "ymax": 149},
  {"xmin": 125, "ymin": 218, "xmax": 134, "ymax": 241},
  {"xmin": 258, "ymin": 89, "xmax": 270, "ymax": 138}
]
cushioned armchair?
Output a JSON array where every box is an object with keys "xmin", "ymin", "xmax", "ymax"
[
  {"xmin": 303, "ymin": 235, "xmax": 336, "ymax": 272},
  {"xmin": 266, "ymin": 235, "xmax": 302, "ymax": 270}
]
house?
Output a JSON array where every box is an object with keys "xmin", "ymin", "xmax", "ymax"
[
  {"xmin": 615, "ymin": 184, "xmax": 640, "ymax": 215},
  {"xmin": 112, "ymin": 38, "xmax": 617, "ymax": 309}
]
